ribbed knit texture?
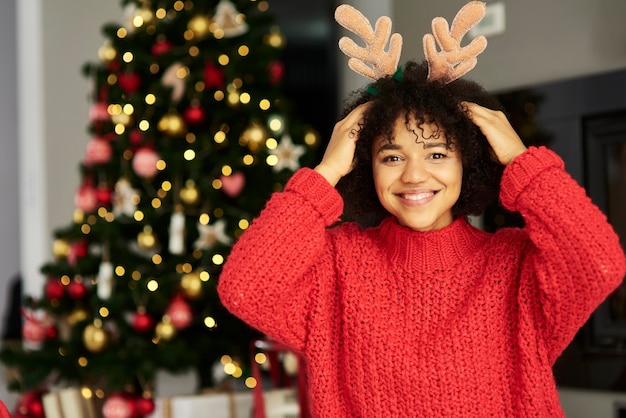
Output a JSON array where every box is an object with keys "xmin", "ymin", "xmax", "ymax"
[{"xmin": 218, "ymin": 147, "xmax": 626, "ymax": 417}]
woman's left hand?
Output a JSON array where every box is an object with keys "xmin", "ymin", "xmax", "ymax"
[{"xmin": 462, "ymin": 101, "xmax": 528, "ymax": 166}]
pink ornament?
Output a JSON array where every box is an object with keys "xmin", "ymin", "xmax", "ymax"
[
  {"xmin": 22, "ymin": 318, "xmax": 47, "ymax": 347},
  {"xmin": 21, "ymin": 310, "xmax": 51, "ymax": 350},
  {"xmin": 220, "ymin": 172, "xmax": 245, "ymax": 198},
  {"xmin": 84, "ymin": 137, "xmax": 113, "ymax": 166},
  {"xmin": 102, "ymin": 394, "xmax": 134, "ymax": 418},
  {"xmin": 89, "ymin": 102, "xmax": 110, "ymax": 122},
  {"xmin": 117, "ymin": 72, "xmax": 141, "ymax": 93},
  {"xmin": 166, "ymin": 297, "xmax": 193, "ymax": 329},
  {"xmin": 75, "ymin": 184, "xmax": 98, "ymax": 212},
  {"xmin": 132, "ymin": 147, "xmax": 160, "ymax": 178}
]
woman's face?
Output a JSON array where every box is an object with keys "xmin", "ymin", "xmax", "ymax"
[{"xmin": 371, "ymin": 116, "xmax": 463, "ymax": 232}]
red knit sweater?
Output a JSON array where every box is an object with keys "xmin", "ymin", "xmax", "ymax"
[{"xmin": 218, "ymin": 147, "xmax": 626, "ymax": 417}]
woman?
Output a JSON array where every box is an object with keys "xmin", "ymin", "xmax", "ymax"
[{"xmin": 218, "ymin": 60, "xmax": 626, "ymax": 417}]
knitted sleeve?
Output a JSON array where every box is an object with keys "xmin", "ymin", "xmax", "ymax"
[
  {"xmin": 217, "ymin": 168, "xmax": 344, "ymax": 352},
  {"xmin": 500, "ymin": 146, "xmax": 626, "ymax": 363}
]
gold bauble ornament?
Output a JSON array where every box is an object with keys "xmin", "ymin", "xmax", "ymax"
[
  {"xmin": 68, "ymin": 308, "xmax": 89, "ymax": 326},
  {"xmin": 98, "ymin": 42, "xmax": 117, "ymax": 63},
  {"xmin": 138, "ymin": 226, "xmax": 157, "ymax": 250},
  {"xmin": 83, "ymin": 324, "xmax": 108, "ymax": 352},
  {"xmin": 155, "ymin": 320, "xmax": 176, "ymax": 341},
  {"xmin": 180, "ymin": 180, "xmax": 199, "ymax": 205},
  {"xmin": 240, "ymin": 122, "xmax": 268, "ymax": 152},
  {"xmin": 181, "ymin": 272, "xmax": 203, "ymax": 299},
  {"xmin": 157, "ymin": 113, "xmax": 187, "ymax": 137},
  {"xmin": 188, "ymin": 15, "xmax": 211, "ymax": 38},
  {"xmin": 53, "ymin": 239, "xmax": 71, "ymax": 259}
]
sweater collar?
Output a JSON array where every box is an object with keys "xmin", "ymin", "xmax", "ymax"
[{"xmin": 375, "ymin": 216, "xmax": 489, "ymax": 271}]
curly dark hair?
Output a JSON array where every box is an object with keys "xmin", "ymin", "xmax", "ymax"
[{"xmin": 336, "ymin": 60, "xmax": 505, "ymax": 227}]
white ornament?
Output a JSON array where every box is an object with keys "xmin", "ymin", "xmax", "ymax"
[
  {"xmin": 214, "ymin": 0, "xmax": 249, "ymax": 38},
  {"xmin": 162, "ymin": 62, "xmax": 187, "ymax": 102},
  {"xmin": 269, "ymin": 134, "xmax": 306, "ymax": 172},
  {"xmin": 113, "ymin": 179, "xmax": 139, "ymax": 217},
  {"xmin": 169, "ymin": 211, "xmax": 186, "ymax": 255},
  {"xmin": 194, "ymin": 219, "xmax": 232, "ymax": 250},
  {"xmin": 97, "ymin": 261, "xmax": 114, "ymax": 299}
]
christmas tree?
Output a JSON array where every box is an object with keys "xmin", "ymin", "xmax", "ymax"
[{"xmin": 1, "ymin": 0, "xmax": 319, "ymax": 415}]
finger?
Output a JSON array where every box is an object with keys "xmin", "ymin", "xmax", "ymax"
[
  {"xmin": 341, "ymin": 103, "xmax": 370, "ymax": 131},
  {"xmin": 461, "ymin": 101, "xmax": 499, "ymax": 123}
]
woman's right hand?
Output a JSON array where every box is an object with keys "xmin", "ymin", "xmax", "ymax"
[{"xmin": 314, "ymin": 102, "xmax": 370, "ymax": 186}]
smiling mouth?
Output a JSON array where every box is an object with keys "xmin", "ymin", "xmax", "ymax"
[{"xmin": 398, "ymin": 191, "xmax": 436, "ymax": 201}]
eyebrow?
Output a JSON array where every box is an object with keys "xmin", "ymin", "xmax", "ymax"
[{"xmin": 375, "ymin": 141, "xmax": 448, "ymax": 154}]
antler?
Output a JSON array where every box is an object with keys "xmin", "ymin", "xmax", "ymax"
[
  {"xmin": 335, "ymin": 4, "xmax": 403, "ymax": 81},
  {"xmin": 423, "ymin": 1, "xmax": 488, "ymax": 83}
]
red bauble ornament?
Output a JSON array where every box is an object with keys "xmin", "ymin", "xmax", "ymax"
[
  {"xmin": 74, "ymin": 240, "xmax": 89, "ymax": 257},
  {"xmin": 183, "ymin": 105, "xmax": 206, "ymax": 125},
  {"xmin": 67, "ymin": 280, "xmax": 88, "ymax": 300},
  {"xmin": 96, "ymin": 184, "xmax": 113, "ymax": 205},
  {"xmin": 134, "ymin": 397, "xmax": 155, "ymax": 416},
  {"xmin": 129, "ymin": 129, "xmax": 144, "ymax": 146},
  {"xmin": 46, "ymin": 326, "xmax": 58, "ymax": 339},
  {"xmin": 151, "ymin": 39, "xmax": 173, "ymax": 56},
  {"xmin": 166, "ymin": 296, "xmax": 193, "ymax": 329},
  {"xmin": 132, "ymin": 147, "xmax": 160, "ymax": 179},
  {"xmin": 68, "ymin": 240, "xmax": 89, "ymax": 266},
  {"xmin": 118, "ymin": 72, "xmax": 141, "ymax": 94},
  {"xmin": 102, "ymin": 393, "xmax": 135, "ymax": 418},
  {"xmin": 14, "ymin": 390, "xmax": 45, "ymax": 418},
  {"xmin": 75, "ymin": 184, "xmax": 98, "ymax": 213},
  {"xmin": 267, "ymin": 60, "xmax": 285, "ymax": 85},
  {"xmin": 45, "ymin": 277, "xmax": 65, "ymax": 300},
  {"xmin": 204, "ymin": 61, "xmax": 225, "ymax": 89},
  {"xmin": 132, "ymin": 310, "xmax": 154, "ymax": 333},
  {"xmin": 84, "ymin": 136, "xmax": 113, "ymax": 166}
]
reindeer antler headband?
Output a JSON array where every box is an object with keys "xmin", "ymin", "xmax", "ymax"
[{"xmin": 335, "ymin": 1, "xmax": 488, "ymax": 84}]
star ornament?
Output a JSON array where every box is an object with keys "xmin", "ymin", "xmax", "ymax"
[
  {"xmin": 194, "ymin": 219, "xmax": 232, "ymax": 250},
  {"xmin": 269, "ymin": 134, "xmax": 306, "ymax": 172}
]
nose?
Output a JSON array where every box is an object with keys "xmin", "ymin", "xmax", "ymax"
[{"xmin": 400, "ymin": 159, "xmax": 428, "ymax": 184}]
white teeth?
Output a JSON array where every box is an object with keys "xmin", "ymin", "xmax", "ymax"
[{"xmin": 402, "ymin": 192, "xmax": 433, "ymax": 201}]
